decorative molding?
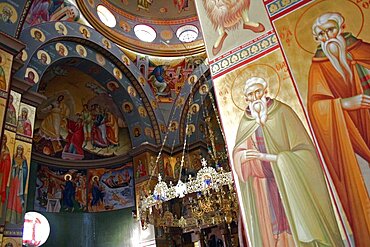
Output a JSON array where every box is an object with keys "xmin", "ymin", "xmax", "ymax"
[{"xmin": 209, "ymin": 31, "xmax": 279, "ymax": 79}]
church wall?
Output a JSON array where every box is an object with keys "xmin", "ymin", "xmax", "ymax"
[{"xmin": 194, "ymin": 0, "xmax": 370, "ymax": 246}]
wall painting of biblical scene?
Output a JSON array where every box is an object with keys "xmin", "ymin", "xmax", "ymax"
[
  {"xmin": 0, "ymin": 130, "xmax": 15, "ymax": 223},
  {"xmin": 273, "ymin": 0, "xmax": 370, "ymax": 245},
  {"xmin": 34, "ymin": 165, "xmax": 87, "ymax": 213},
  {"xmin": 87, "ymin": 163, "xmax": 134, "ymax": 212},
  {"xmin": 134, "ymin": 153, "xmax": 149, "ymax": 183},
  {"xmin": 133, "ymin": 54, "xmax": 206, "ymax": 103},
  {"xmin": 33, "ymin": 66, "xmax": 131, "ymax": 160},
  {"xmin": 212, "ymin": 49, "xmax": 345, "ymax": 246}
]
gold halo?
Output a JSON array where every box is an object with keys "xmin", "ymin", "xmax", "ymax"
[
  {"xmin": 107, "ymin": 80, "xmax": 119, "ymax": 91},
  {"xmin": 295, "ymin": 0, "xmax": 364, "ymax": 54},
  {"xmin": 55, "ymin": 43, "xmax": 68, "ymax": 56},
  {"xmin": 0, "ymin": 3, "xmax": 18, "ymax": 23},
  {"xmin": 96, "ymin": 53, "xmax": 106, "ymax": 65},
  {"xmin": 25, "ymin": 67, "xmax": 40, "ymax": 84},
  {"xmin": 64, "ymin": 173, "xmax": 72, "ymax": 180},
  {"xmin": 102, "ymin": 38, "xmax": 111, "ymax": 49},
  {"xmin": 92, "ymin": 175, "xmax": 99, "ymax": 181},
  {"xmin": 0, "ymin": 54, "xmax": 5, "ymax": 66},
  {"xmin": 199, "ymin": 84, "xmax": 209, "ymax": 95},
  {"xmin": 188, "ymin": 75, "xmax": 198, "ymax": 84},
  {"xmin": 127, "ymin": 85, "xmax": 136, "ymax": 97},
  {"xmin": 21, "ymin": 50, "xmax": 28, "ymax": 62},
  {"xmin": 55, "ymin": 22, "xmax": 68, "ymax": 35},
  {"xmin": 230, "ymin": 63, "xmax": 281, "ymax": 111},
  {"xmin": 37, "ymin": 50, "xmax": 51, "ymax": 65},
  {"xmin": 138, "ymin": 106, "xmax": 147, "ymax": 117},
  {"xmin": 30, "ymin": 28, "xmax": 45, "ymax": 42},
  {"xmin": 79, "ymin": 26, "xmax": 91, "ymax": 38},
  {"xmin": 122, "ymin": 55, "xmax": 131, "ymax": 65},
  {"xmin": 190, "ymin": 103, "xmax": 199, "ymax": 114},
  {"xmin": 113, "ymin": 68, "xmax": 122, "ymax": 80},
  {"xmin": 76, "ymin": 44, "xmax": 87, "ymax": 57}
]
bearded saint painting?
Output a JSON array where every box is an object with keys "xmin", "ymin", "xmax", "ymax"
[
  {"xmin": 202, "ymin": 0, "xmax": 265, "ymax": 56},
  {"xmin": 307, "ymin": 12, "xmax": 370, "ymax": 246}
]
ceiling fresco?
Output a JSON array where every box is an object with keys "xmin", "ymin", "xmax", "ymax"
[
  {"xmin": 107, "ymin": 0, "xmax": 197, "ymax": 19},
  {"xmin": 76, "ymin": 0, "xmax": 205, "ymax": 56}
]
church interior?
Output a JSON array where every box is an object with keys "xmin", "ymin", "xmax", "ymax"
[{"xmin": 0, "ymin": 0, "xmax": 369, "ymax": 246}]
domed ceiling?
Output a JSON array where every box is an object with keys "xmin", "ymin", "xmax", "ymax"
[{"xmin": 77, "ymin": 0, "xmax": 205, "ymax": 56}]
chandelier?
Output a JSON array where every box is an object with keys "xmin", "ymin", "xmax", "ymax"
[{"xmin": 138, "ymin": 88, "xmax": 238, "ymax": 233}]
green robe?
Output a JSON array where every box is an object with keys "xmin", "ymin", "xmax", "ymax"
[{"xmin": 233, "ymin": 100, "xmax": 343, "ymax": 247}]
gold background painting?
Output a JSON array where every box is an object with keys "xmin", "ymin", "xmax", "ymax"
[
  {"xmin": 0, "ymin": 98, "xmax": 6, "ymax": 132},
  {"xmin": 3, "ymin": 130, "xmax": 16, "ymax": 188},
  {"xmin": 0, "ymin": 49, "xmax": 13, "ymax": 93},
  {"xmin": 274, "ymin": 0, "xmax": 370, "ymax": 105},
  {"xmin": 213, "ymin": 49, "xmax": 309, "ymax": 151},
  {"xmin": 13, "ymin": 140, "xmax": 32, "ymax": 194},
  {"xmin": 194, "ymin": 0, "xmax": 272, "ymax": 61}
]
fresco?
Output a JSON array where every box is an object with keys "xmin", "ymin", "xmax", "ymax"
[
  {"xmin": 34, "ymin": 165, "xmax": 87, "ymax": 213},
  {"xmin": 272, "ymin": 0, "xmax": 370, "ymax": 245},
  {"xmin": 16, "ymin": 103, "xmax": 35, "ymax": 139},
  {"xmin": 87, "ymin": 163, "xmax": 134, "ymax": 212},
  {"xmin": 33, "ymin": 66, "xmax": 131, "ymax": 160},
  {"xmin": 0, "ymin": 49, "xmax": 12, "ymax": 96},
  {"xmin": 0, "ymin": 131, "xmax": 15, "ymax": 223},
  {"xmin": 194, "ymin": 0, "xmax": 271, "ymax": 60},
  {"xmin": 134, "ymin": 153, "xmax": 149, "ymax": 182},
  {"xmin": 134, "ymin": 54, "xmax": 205, "ymax": 103},
  {"xmin": 6, "ymin": 140, "xmax": 31, "ymax": 225},
  {"xmin": 25, "ymin": 0, "xmax": 80, "ymax": 27},
  {"xmin": 211, "ymin": 47, "xmax": 345, "ymax": 246},
  {"xmin": 5, "ymin": 91, "xmax": 21, "ymax": 129}
]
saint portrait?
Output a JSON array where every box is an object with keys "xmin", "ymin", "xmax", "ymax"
[
  {"xmin": 102, "ymin": 38, "xmax": 111, "ymax": 49},
  {"xmin": 107, "ymin": 81, "xmax": 119, "ymax": 92},
  {"xmin": 199, "ymin": 84, "xmax": 209, "ymax": 95},
  {"xmin": 122, "ymin": 102, "xmax": 133, "ymax": 113},
  {"xmin": 273, "ymin": 2, "xmax": 370, "ymax": 245},
  {"xmin": 122, "ymin": 55, "xmax": 130, "ymax": 66},
  {"xmin": 24, "ymin": 67, "xmax": 39, "ymax": 84},
  {"xmin": 55, "ymin": 43, "xmax": 68, "ymax": 57},
  {"xmin": 113, "ymin": 68, "xmax": 122, "ymax": 80},
  {"xmin": 0, "ymin": 51, "xmax": 11, "ymax": 92},
  {"xmin": 127, "ymin": 86, "xmax": 137, "ymax": 97},
  {"xmin": 186, "ymin": 124, "xmax": 195, "ymax": 136},
  {"xmin": 55, "ymin": 22, "xmax": 67, "ymax": 35},
  {"xmin": 133, "ymin": 127, "xmax": 141, "ymax": 137},
  {"xmin": 187, "ymin": 75, "xmax": 197, "ymax": 85},
  {"xmin": 119, "ymin": 20, "xmax": 131, "ymax": 32},
  {"xmin": 144, "ymin": 127, "xmax": 154, "ymax": 138},
  {"xmin": 16, "ymin": 104, "xmax": 35, "ymax": 138},
  {"xmin": 138, "ymin": 106, "xmax": 147, "ymax": 117},
  {"xmin": 79, "ymin": 26, "xmax": 91, "ymax": 38},
  {"xmin": 190, "ymin": 103, "xmax": 199, "ymax": 114},
  {"xmin": 169, "ymin": 121, "xmax": 178, "ymax": 132},
  {"xmin": 138, "ymin": 76, "xmax": 145, "ymax": 85},
  {"xmin": 76, "ymin": 44, "xmax": 87, "ymax": 57},
  {"xmin": 37, "ymin": 50, "xmax": 51, "ymax": 65},
  {"xmin": 96, "ymin": 53, "xmax": 106, "ymax": 66},
  {"xmin": 0, "ymin": 3, "xmax": 17, "ymax": 24},
  {"xmin": 30, "ymin": 28, "xmax": 45, "ymax": 42}
]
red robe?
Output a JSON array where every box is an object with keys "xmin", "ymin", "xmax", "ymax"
[{"xmin": 308, "ymin": 34, "xmax": 370, "ymax": 246}]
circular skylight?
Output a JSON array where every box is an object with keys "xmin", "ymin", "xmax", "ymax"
[
  {"xmin": 134, "ymin": 24, "xmax": 157, "ymax": 42},
  {"xmin": 176, "ymin": 25, "xmax": 199, "ymax": 43},
  {"xmin": 97, "ymin": 5, "xmax": 116, "ymax": 28},
  {"xmin": 23, "ymin": 212, "xmax": 50, "ymax": 246}
]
